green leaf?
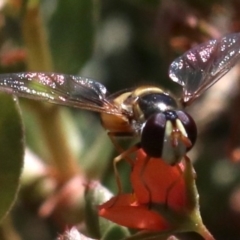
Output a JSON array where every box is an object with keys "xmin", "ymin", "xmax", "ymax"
[
  {"xmin": 102, "ymin": 224, "xmax": 130, "ymax": 240},
  {"xmin": 84, "ymin": 181, "xmax": 113, "ymax": 238},
  {"xmin": 84, "ymin": 181, "xmax": 130, "ymax": 239},
  {"xmin": 0, "ymin": 94, "xmax": 24, "ymax": 222}
]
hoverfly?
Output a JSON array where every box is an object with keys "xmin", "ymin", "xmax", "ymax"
[{"xmin": 0, "ymin": 33, "xmax": 240, "ymax": 191}]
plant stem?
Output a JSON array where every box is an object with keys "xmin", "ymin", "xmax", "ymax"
[
  {"xmin": 32, "ymin": 103, "xmax": 81, "ymax": 181},
  {"xmin": 21, "ymin": 3, "xmax": 80, "ymax": 182},
  {"xmin": 197, "ymin": 223, "xmax": 216, "ymax": 240},
  {"xmin": 0, "ymin": 216, "xmax": 22, "ymax": 240},
  {"xmin": 21, "ymin": 3, "xmax": 53, "ymax": 71}
]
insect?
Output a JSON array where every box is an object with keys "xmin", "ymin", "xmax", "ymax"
[{"xmin": 0, "ymin": 33, "xmax": 240, "ymax": 190}]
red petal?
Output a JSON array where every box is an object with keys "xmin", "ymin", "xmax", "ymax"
[
  {"xmin": 131, "ymin": 150, "xmax": 187, "ymax": 211},
  {"xmin": 98, "ymin": 194, "xmax": 170, "ymax": 230},
  {"xmin": 167, "ymin": 175, "xmax": 187, "ymax": 211}
]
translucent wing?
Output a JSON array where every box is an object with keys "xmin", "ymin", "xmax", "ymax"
[
  {"xmin": 0, "ymin": 72, "xmax": 121, "ymax": 114},
  {"xmin": 169, "ymin": 33, "xmax": 240, "ymax": 105}
]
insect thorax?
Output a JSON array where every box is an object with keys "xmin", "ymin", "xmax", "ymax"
[{"xmin": 125, "ymin": 86, "xmax": 179, "ymax": 123}]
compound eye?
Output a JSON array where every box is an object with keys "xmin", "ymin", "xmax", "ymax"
[
  {"xmin": 141, "ymin": 113, "xmax": 166, "ymax": 158},
  {"xmin": 176, "ymin": 111, "xmax": 197, "ymax": 151}
]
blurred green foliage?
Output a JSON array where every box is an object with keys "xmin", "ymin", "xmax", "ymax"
[
  {"xmin": 0, "ymin": 95, "xmax": 23, "ymax": 223},
  {"xmin": 48, "ymin": 0, "xmax": 95, "ymax": 73}
]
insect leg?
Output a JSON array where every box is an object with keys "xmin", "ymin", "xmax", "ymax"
[
  {"xmin": 137, "ymin": 155, "xmax": 152, "ymax": 205},
  {"xmin": 113, "ymin": 144, "xmax": 140, "ymax": 194},
  {"xmin": 108, "ymin": 132, "xmax": 135, "ymax": 166}
]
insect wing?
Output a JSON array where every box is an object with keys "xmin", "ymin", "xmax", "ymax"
[
  {"xmin": 0, "ymin": 72, "xmax": 120, "ymax": 114},
  {"xmin": 169, "ymin": 33, "xmax": 240, "ymax": 105}
]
